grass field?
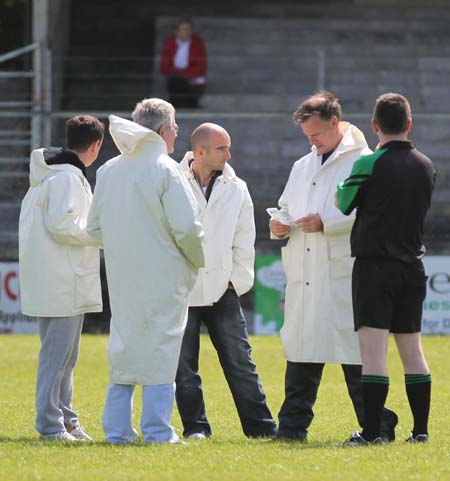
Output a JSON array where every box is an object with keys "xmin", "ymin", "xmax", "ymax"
[{"xmin": 0, "ymin": 334, "xmax": 448, "ymax": 481}]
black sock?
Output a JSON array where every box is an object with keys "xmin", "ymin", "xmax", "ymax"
[
  {"xmin": 405, "ymin": 373, "xmax": 431, "ymax": 436},
  {"xmin": 361, "ymin": 374, "xmax": 389, "ymax": 441}
]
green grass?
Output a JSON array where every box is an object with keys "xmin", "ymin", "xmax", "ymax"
[{"xmin": 0, "ymin": 334, "xmax": 449, "ymax": 481}]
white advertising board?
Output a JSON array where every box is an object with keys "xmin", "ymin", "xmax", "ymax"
[
  {"xmin": 1, "ymin": 256, "xmax": 449, "ymax": 335},
  {"xmin": 422, "ymin": 256, "xmax": 450, "ymax": 334},
  {"xmin": 0, "ymin": 262, "xmax": 37, "ymax": 334}
]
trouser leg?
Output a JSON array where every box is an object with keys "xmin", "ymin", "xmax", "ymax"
[
  {"xmin": 277, "ymin": 362, "xmax": 324, "ymax": 439},
  {"xmin": 35, "ymin": 315, "xmax": 83, "ymax": 435},
  {"xmin": 103, "ymin": 383, "xmax": 138, "ymax": 444},
  {"xmin": 207, "ymin": 291, "xmax": 277, "ymax": 437},
  {"xmin": 141, "ymin": 383, "xmax": 179, "ymax": 443},
  {"xmin": 175, "ymin": 308, "xmax": 211, "ymax": 437},
  {"xmin": 167, "ymin": 76, "xmax": 191, "ymax": 108},
  {"xmin": 342, "ymin": 364, "xmax": 398, "ymax": 439},
  {"xmin": 59, "ymin": 315, "xmax": 84, "ymax": 428}
]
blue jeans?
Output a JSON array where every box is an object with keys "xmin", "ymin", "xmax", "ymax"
[
  {"xmin": 175, "ymin": 289, "xmax": 277, "ymax": 437},
  {"xmin": 103, "ymin": 383, "xmax": 180, "ymax": 444}
]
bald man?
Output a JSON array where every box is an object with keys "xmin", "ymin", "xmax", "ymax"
[{"xmin": 175, "ymin": 123, "xmax": 277, "ymax": 439}]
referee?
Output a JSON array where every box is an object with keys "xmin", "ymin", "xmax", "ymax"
[{"xmin": 336, "ymin": 93, "xmax": 435, "ymax": 445}]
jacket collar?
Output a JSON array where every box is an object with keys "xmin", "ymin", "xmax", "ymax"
[
  {"xmin": 380, "ymin": 140, "xmax": 414, "ymax": 150},
  {"xmin": 44, "ymin": 147, "xmax": 87, "ymax": 178},
  {"xmin": 310, "ymin": 122, "xmax": 368, "ymax": 165},
  {"xmin": 29, "ymin": 148, "xmax": 87, "ymax": 187}
]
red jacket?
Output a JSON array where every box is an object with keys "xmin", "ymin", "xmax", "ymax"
[{"xmin": 160, "ymin": 35, "xmax": 207, "ymax": 79}]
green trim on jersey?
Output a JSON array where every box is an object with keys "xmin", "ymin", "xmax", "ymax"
[{"xmin": 336, "ymin": 148, "xmax": 388, "ymax": 215}]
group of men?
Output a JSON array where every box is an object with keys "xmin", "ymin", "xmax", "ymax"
[{"xmin": 18, "ymin": 91, "xmax": 434, "ymax": 446}]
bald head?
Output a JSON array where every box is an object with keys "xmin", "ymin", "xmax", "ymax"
[
  {"xmin": 190, "ymin": 123, "xmax": 229, "ymax": 151},
  {"xmin": 190, "ymin": 123, "xmax": 231, "ymax": 175}
]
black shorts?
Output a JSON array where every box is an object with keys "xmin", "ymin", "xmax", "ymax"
[{"xmin": 352, "ymin": 258, "xmax": 427, "ymax": 333}]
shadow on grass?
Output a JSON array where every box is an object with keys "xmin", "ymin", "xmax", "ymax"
[
  {"xmin": 0, "ymin": 436, "xmax": 190, "ymax": 449},
  {"xmin": 204, "ymin": 437, "xmax": 348, "ymax": 450},
  {"xmin": 0, "ymin": 435, "xmax": 378, "ymax": 451},
  {"xmin": 0, "ymin": 435, "xmax": 93, "ymax": 447}
]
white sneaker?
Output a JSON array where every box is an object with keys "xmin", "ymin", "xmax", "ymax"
[
  {"xmin": 66, "ymin": 425, "xmax": 93, "ymax": 441},
  {"xmin": 40, "ymin": 431, "xmax": 79, "ymax": 442},
  {"xmin": 187, "ymin": 432, "xmax": 207, "ymax": 440}
]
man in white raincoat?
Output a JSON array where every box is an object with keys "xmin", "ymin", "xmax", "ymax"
[
  {"xmin": 269, "ymin": 91, "xmax": 397, "ymax": 442},
  {"xmin": 87, "ymin": 98, "xmax": 204, "ymax": 444},
  {"xmin": 19, "ymin": 115, "xmax": 104, "ymax": 441},
  {"xmin": 175, "ymin": 123, "xmax": 277, "ymax": 439}
]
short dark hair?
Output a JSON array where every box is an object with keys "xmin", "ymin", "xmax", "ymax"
[
  {"xmin": 66, "ymin": 115, "xmax": 105, "ymax": 152},
  {"xmin": 177, "ymin": 16, "xmax": 193, "ymax": 28},
  {"xmin": 373, "ymin": 93, "xmax": 411, "ymax": 134},
  {"xmin": 293, "ymin": 91, "xmax": 342, "ymax": 125}
]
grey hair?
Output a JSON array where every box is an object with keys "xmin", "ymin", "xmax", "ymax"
[{"xmin": 131, "ymin": 98, "xmax": 175, "ymax": 132}]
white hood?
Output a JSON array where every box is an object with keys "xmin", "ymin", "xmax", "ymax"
[
  {"xmin": 108, "ymin": 115, "xmax": 167, "ymax": 156},
  {"xmin": 28, "ymin": 148, "xmax": 84, "ymax": 187}
]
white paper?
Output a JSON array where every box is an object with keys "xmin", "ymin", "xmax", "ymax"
[{"xmin": 266, "ymin": 207, "xmax": 295, "ymax": 226}]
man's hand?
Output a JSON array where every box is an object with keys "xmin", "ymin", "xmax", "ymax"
[
  {"xmin": 296, "ymin": 213, "xmax": 323, "ymax": 233},
  {"xmin": 269, "ymin": 219, "xmax": 290, "ymax": 237}
]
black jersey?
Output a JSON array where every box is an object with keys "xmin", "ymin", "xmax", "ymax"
[{"xmin": 336, "ymin": 140, "xmax": 435, "ymax": 263}]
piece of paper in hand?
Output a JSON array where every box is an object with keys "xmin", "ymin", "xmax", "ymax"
[{"xmin": 266, "ymin": 207, "xmax": 295, "ymax": 226}]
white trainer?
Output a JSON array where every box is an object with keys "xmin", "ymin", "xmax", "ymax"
[
  {"xmin": 67, "ymin": 425, "xmax": 94, "ymax": 441},
  {"xmin": 40, "ymin": 431, "xmax": 79, "ymax": 441},
  {"xmin": 187, "ymin": 432, "xmax": 207, "ymax": 440}
]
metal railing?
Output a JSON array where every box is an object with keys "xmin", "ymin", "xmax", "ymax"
[{"xmin": 0, "ymin": 42, "xmax": 52, "ymax": 150}]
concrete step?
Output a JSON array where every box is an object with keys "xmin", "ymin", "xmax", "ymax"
[
  {"xmin": 0, "ymin": 201, "xmax": 21, "ymax": 227},
  {"xmin": 0, "ymin": 172, "xmax": 29, "ymax": 202},
  {"xmin": 0, "ymin": 157, "xmax": 29, "ymax": 174}
]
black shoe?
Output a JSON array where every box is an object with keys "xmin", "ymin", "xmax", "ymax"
[
  {"xmin": 380, "ymin": 410, "xmax": 398, "ymax": 442},
  {"xmin": 272, "ymin": 430, "xmax": 307, "ymax": 442},
  {"xmin": 343, "ymin": 431, "xmax": 382, "ymax": 446},
  {"xmin": 405, "ymin": 433, "xmax": 429, "ymax": 444}
]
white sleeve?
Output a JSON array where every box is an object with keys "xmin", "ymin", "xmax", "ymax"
[
  {"xmin": 44, "ymin": 173, "xmax": 100, "ymax": 247},
  {"xmin": 231, "ymin": 186, "xmax": 255, "ymax": 296},
  {"xmin": 161, "ymin": 166, "xmax": 205, "ymax": 269}
]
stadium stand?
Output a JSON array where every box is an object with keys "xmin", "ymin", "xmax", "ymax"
[{"xmin": 1, "ymin": 0, "xmax": 450, "ymax": 263}]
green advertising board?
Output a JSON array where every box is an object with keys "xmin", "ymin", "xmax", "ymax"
[
  {"xmin": 254, "ymin": 255, "xmax": 286, "ymax": 335},
  {"xmin": 254, "ymin": 255, "xmax": 450, "ymax": 336}
]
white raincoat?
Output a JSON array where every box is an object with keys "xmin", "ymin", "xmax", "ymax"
[
  {"xmin": 276, "ymin": 122, "xmax": 371, "ymax": 364},
  {"xmin": 19, "ymin": 148, "xmax": 102, "ymax": 317},
  {"xmin": 87, "ymin": 116, "xmax": 205, "ymax": 385},
  {"xmin": 179, "ymin": 152, "xmax": 255, "ymax": 306}
]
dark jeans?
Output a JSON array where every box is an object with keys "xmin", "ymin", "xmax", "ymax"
[
  {"xmin": 277, "ymin": 361, "xmax": 398, "ymax": 439},
  {"xmin": 175, "ymin": 289, "xmax": 277, "ymax": 437},
  {"xmin": 167, "ymin": 75, "xmax": 204, "ymax": 108}
]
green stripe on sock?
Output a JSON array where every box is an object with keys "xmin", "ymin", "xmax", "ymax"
[
  {"xmin": 405, "ymin": 374, "xmax": 432, "ymax": 384},
  {"xmin": 362, "ymin": 375, "xmax": 390, "ymax": 384}
]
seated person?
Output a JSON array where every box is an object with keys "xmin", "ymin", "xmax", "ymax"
[{"xmin": 160, "ymin": 17, "xmax": 207, "ymax": 108}]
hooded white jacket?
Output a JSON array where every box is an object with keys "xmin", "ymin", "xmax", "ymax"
[
  {"xmin": 87, "ymin": 116, "xmax": 205, "ymax": 385},
  {"xmin": 275, "ymin": 122, "xmax": 371, "ymax": 364},
  {"xmin": 180, "ymin": 152, "xmax": 255, "ymax": 306},
  {"xmin": 19, "ymin": 148, "xmax": 102, "ymax": 317}
]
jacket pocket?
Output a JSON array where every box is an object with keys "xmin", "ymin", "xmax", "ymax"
[{"xmin": 74, "ymin": 270, "xmax": 101, "ymax": 311}]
